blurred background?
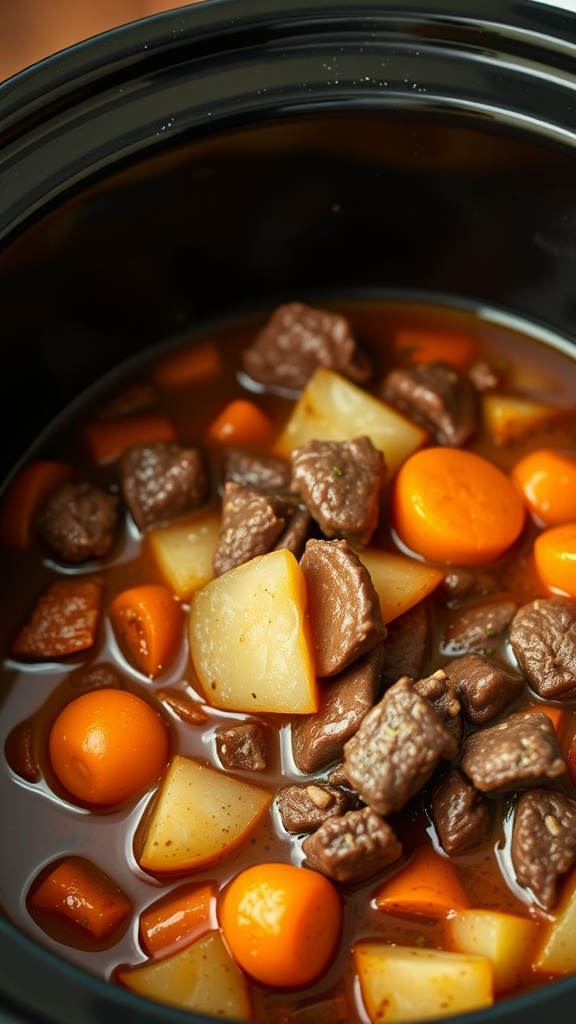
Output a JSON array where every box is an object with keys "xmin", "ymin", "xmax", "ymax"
[{"xmin": 0, "ymin": 0, "xmax": 204, "ymax": 81}]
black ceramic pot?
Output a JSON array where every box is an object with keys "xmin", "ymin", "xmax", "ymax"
[{"xmin": 1, "ymin": 1, "xmax": 576, "ymax": 1022}]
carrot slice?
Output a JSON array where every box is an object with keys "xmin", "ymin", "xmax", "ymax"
[
  {"xmin": 512, "ymin": 449, "xmax": 576, "ymax": 527},
  {"xmin": 207, "ymin": 399, "xmax": 274, "ymax": 445},
  {"xmin": 0, "ymin": 461, "xmax": 72, "ymax": 549},
  {"xmin": 11, "ymin": 578, "xmax": 102, "ymax": 659},
  {"xmin": 522, "ymin": 703, "xmax": 565, "ymax": 736},
  {"xmin": 533, "ymin": 522, "xmax": 576, "ymax": 599},
  {"xmin": 83, "ymin": 415, "xmax": 176, "ymax": 464},
  {"xmin": 140, "ymin": 881, "xmax": 216, "ymax": 958},
  {"xmin": 154, "ymin": 340, "xmax": 223, "ymax": 388},
  {"xmin": 392, "ymin": 447, "xmax": 525, "ymax": 565},
  {"xmin": 374, "ymin": 846, "xmax": 471, "ymax": 917},
  {"xmin": 30, "ymin": 857, "xmax": 131, "ymax": 940},
  {"xmin": 110, "ymin": 583, "xmax": 183, "ymax": 677},
  {"xmin": 394, "ymin": 329, "xmax": 479, "ymax": 370}
]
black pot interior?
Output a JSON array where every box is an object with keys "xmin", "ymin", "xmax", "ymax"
[{"xmin": 1, "ymin": 2, "xmax": 576, "ymax": 1023}]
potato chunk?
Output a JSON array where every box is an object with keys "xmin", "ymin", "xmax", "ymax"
[
  {"xmin": 534, "ymin": 867, "xmax": 576, "ymax": 975},
  {"xmin": 147, "ymin": 509, "xmax": 220, "ymax": 599},
  {"xmin": 139, "ymin": 755, "xmax": 271, "ymax": 873},
  {"xmin": 189, "ymin": 548, "xmax": 317, "ymax": 713},
  {"xmin": 447, "ymin": 908, "xmax": 538, "ymax": 994},
  {"xmin": 482, "ymin": 393, "xmax": 559, "ymax": 445},
  {"xmin": 358, "ymin": 548, "xmax": 444, "ymax": 624},
  {"xmin": 117, "ymin": 930, "xmax": 251, "ymax": 1019},
  {"xmin": 354, "ymin": 942, "xmax": 493, "ymax": 1023},
  {"xmin": 274, "ymin": 367, "xmax": 427, "ymax": 476}
]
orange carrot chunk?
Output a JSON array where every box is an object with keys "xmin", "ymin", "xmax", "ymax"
[
  {"xmin": 394, "ymin": 328, "xmax": 479, "ymax": 370},
  {"xmin": 533, "ymin": 522, "xmax": 576, "ymax": 599},
  {"xmin": 83, "ymin": 415, "xmax": 176, "ymax": 464},
  {"xmin": 0, "ymin": 461, "xmax": 72, "ymax": 549},
  {"xmin": 512, "ymin": 449, "xmax": 576, "ymax": 527},
  {"xmin": 154, "ymin": 340, "xmax": 223, "ymax": 388},
  {"xmin": 208, "ymin": 399, "xmax": 274, "ymax": 445},
  {"xmin": 140, "ymin": 881, "xmax": 217, "ymax": 958},
  {"xmin": 110, "ymin": 583, "xmax": 183, "ymax": 677},
  {"xmin": 11, "ymin": 578, "xmax": 102, "ymax": 659},
  {"xmin": 373, "ymin": 846, "xmax": 471, "ymax": 917},
  {"xmin": 30, "ymin": 857, "xmax": 131, "ymax": 940},
  {"xmin": 392, "ymin": 447, "xmax": 525, "ymax": 565}
]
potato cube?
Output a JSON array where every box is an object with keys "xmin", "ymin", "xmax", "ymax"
[
  {"xmin": 147, "ymin": 510, "xmax": 220, "ymax": 600},
  {"xmin": 534, "ymin": 868, "xmax": 576, "ymax": 975},
  {"xmin": 358, "ymin": 548, "xmax": 444, "ymax": 624},
  {"xmin": 447, "ymin": 908, "xmax": 538, "ymax": 994}
]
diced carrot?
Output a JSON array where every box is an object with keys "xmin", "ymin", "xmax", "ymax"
[
  {"xmin": 154, "ymin": 340, "xmax": 223, "ymax": 388},
  {"xmin": 207, "ymin": 399, "xmax": 274, "ymax": 445},
  {"xmin": 522, "ymin": 703, "xmax": 565, "ymax": 736},
  {"xmin": 11, "ymin": 578, "xmax": 103, "ymax": 659},
  {"xmin": 394, "ymin": 329, "xmax": 479, "ymax": 370},
  {"xmin": 30, "ymin": 856, "xmax": 131, "ymax": 940},
  {"xmin": 373, "ymin": 846, "xmax": 471, "ymax": 917},
  {"xmin": 110, "ymin": 583, "xmax": 183, "ymax": 678},
  {"xmin": 83, "ymin": 415, "xmax": 176, "ymax": 464},
  {"xmin": 139, "ymin": 881, "xmax": 216, "ymax": 958},
  {"xmin": 0, "ymin": 461, "xmax": 72, "ymax": 549}
]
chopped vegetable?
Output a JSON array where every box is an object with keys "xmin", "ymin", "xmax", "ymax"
[
  {"xmin": 392, "ymin": 447, "xmax": 525, "ymax": 564},
  {"xmin": 447, "ymin": 908, "xmax": 539, "ymax": 994},
  {"xmin": 534, "ymin": 868, "xmax": 576, "ymax": 975},
  {"xmin": 533, "ymin": 523, "xmax": 576, "ymax": 598},
  {"xmin": 49, "ymin": 688, "xmax": 169, "ymax": 805},
  {"xmin": 153, "ymin": 339, "xmax": 223, "ymax": 388},
  {"xmin": 147, "ymin": 510, "xmax": 220, "ymax": 599},
  {"xmin": 11, "ymin": 578, "xmax": 102, "ymax": 658},
  {"xmin": 358, "ymin": 548, "xmax": 444, "ymax": 624},
  {"xmin": 219, "ymin": 862, "xmax": 341, "ymax": 988},
  {"xmin": 208, "ymin": 398, "xmax": 274, "ymax": 445},
  {"xmin": 139, "ymin": 881, "xmax": 216, "ymax": 958},
  {"xmin": 0, "ymin": 460, "xmax": 72, "ymax": 549},
  {"xmin": 29, "ymin": 857, "xmax": 131, "ymax": 940},
  {"xmin": 393, "ymin": 328, "xmax": 479, "ymax": 369},
  {"xmin": 512, "ymin": 449, "xmax": 576, "ymax": 526},
  {"xmin": 110, "ymin": 583, "xmax": 183, "ymax": 677},
  {"xmin": 482, "ymin": 393, "xmax": 560, "ymax": 445},
  {"xmin": 373, "ymin": 846, "xmax": 470, "ymax": 917},
  {"xmin": 83, "ymin": 415, "xmax": 176, "ymax": 464}
]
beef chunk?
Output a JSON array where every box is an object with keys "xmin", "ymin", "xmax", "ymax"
[
  {"xmin": 443, "ymin": 653, "xmax": 524, "ymax": 725},
  {"xmin": 273, "ymin": 505, "xmax": 312, "ymax": 561},
  {"xmin": 215, "ymin": 722, "xmax": 269, "ymax": 772},
  {"xmin": 460, "ymin": 711, "xmax": 566, "ymax": 794},
  {"xmin": 222, "ymin": 447, "xmax": 292, "ymax": 493},
  {"xmin": 511, "ymin": 789, "xmax": 576, "ymax": 909},
  {"xmin": 157, "ymin": 687, "xmax": 208, "ymax": 726},
  {"xmin": 302, "ymin": 806, "xmax": 402, "ymax": 883},
  {"xmin": 291, "ymin": 643, "xmax": 385, "ymax": 774},
  {"xmin": 413, "ymin": 669, "xmax": 462, "ymax": 744},
  {"xmin": 344, "ymin": 676, "xmax": 458, "ymax": 815},
  {"xmin": 442, "ymin": 600, "xmax": 517, "ymax": 655},
  {"xmin": 300, "ymin": 539, "xmax": 387, "ymax": 677},
  {"xmin": 276, "ymin": 783, "xmax": 350, "ymax": 833},
  {"xmin": 435, "ymin": 568, "xmax": 495, "ymax": 607},
  {"xmin": 468, "ymin": 360, "xmax": 502, "ymax": 393},
  {"xmin": 120, "ymin": 441, "xmax": 207, "ymax": 530},
  {"xmin": 509, "ymin": 597, "xmax": 576, "ymax": 701},
  {"xmin": 382, "ymin": 360, "xmax": 477, "ymax": 446},
  {"xmin": 291, "ymin": 436, "xmax": 385, "ymax": 548},
  {"xmin": 214, "ymin": 482, "xmax": 286, "ymax": 575},
  {"xmin": 431, "ymin": 766, "xmax": 492, "ymax": 855},
  {"xmin": 241, "ymin": 301, "xmax": 372, "ymax": 391},
  {"xmin": 382, "ymin": 601, "xmax": 429, "ymax": 688},
  {"xmin": 36, "ymin": 483, "xmax": 118, "ymax": 563}
]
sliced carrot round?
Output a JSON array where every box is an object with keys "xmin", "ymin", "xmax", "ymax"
[
  {"xmin": 110, "ymin": 583, "xmax": 183, "ymax": 678},
  {"xmin": 392, "ymin": 447, "xmax": 525, "ymax": 565},
  {"xmin": 512, "ymin": 448, "xmax": 576, "ymax": 526},
  {"xmin": 219, "ymin": 862, "xmax": 341, "ymax": 988},
  {"xmin": 533, "ymin": 523, "xmax": 576, "ymax": 598}
]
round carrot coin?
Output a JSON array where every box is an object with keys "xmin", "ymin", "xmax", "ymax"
[
  {"xmin": 392, "ymin": 447, "xmax": 525, "ymax": 565},
  {"xmin": 512, "ymin": 448, "xmax": 576, "ymax": 526},
  {"xmin": 533, "ymin": 523, "xmax": 576, "ymax": 598}
]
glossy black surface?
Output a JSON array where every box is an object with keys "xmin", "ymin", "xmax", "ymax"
[{"xmin": 1, "ymin": 2, "xmax": 576, "ymax": 1022}]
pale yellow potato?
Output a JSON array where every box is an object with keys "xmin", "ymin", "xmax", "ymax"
[
  {"xmin": 358, "ymin": 548, "xmax": 444, "ymax": 624},
  {"xmin": 482, "ymin": 393, "xmax": 559, "ymax": 445},
  {"xmin": 189, "ymin": 547, "xmax": 317, "ymax": 713},
  {"xmin": 273, "ymin": 367, "xmax": 427, "ymax": 476},
  {"xmin": 139, "ymin": 755, "xmax": 271, "ymax": 873},
  {"xmin": 534, "ymin": 869, "xmax": 576, "ymax": 975},
  {"xmin": 117, "ymin": 930, "xmax": 252, "ymax": 1019},
  {"xmin": 354, "ymin": 942, "xmax": 493, "ymax": 1023},
  {"xmin": 447, "ymin": 908, "xmax": 538, "ymax": 994},
  {"xmin": 147, "ymin": 509, "xmax": 220, "ymax": 600}
]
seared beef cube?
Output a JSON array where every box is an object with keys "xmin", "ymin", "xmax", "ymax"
[
  {"xmin": 291, "ymin": 643, "xmax": 385, "ymax": 774},
  {"xmin": 276, "ymin": 783, "xmax": 350, "ymax": 833},
  {"xmin": 442, "ymin": 600, "xmax": 517, "ymax": 655},
  {"xmin": 327, "ymin": 763, "xmax": 350, "ymax": 788},
  {"xmin": 511, "ymin": 789, "xmax": 576, "ymax": 909},
  {"xmin": 300, "ymin": 539, "xmax": 387, "ymax": 677},
  {"xmin": 215, "ymin": 722, "xmax": 269, "ymax": 772},
  {"xmin": 468, "ymin": 360, "xmax": 502, "ymax": 393},
  {"xmin": 413, "ymin": 669, "xmax": 462, "ymax": 744},
  {"xmin": 435, "ymin": 568, "xmax": 495, "ymax": 606},
  {"xmin": 273, "ymin": 505, "xmax": 312, "ymax": 561},
  {"xmin": 509, "ymin": 597, "xmax": 576, "ymax": 701},
  {"xmin": 344, "ymin": 676, "xmax": 458, "ymax": 816},
  {"xmin": 381, "ymin": 600, "xmax": 429, "ymax": 688},
  {"xmin": 291, "ymin": 436, "xmax": 385, "ymax": 549},
  {"xmin": 121, "ymin": 441, "xmax": 207, "ymax": 530},
  {"xmin": 444, "ymin": 653, "xmax": 524, "ymax": 725},
  {"xmin": 36, "ymin": 482, "xmax": 118, "ymax": 563},
  {"xmin": 460, "ymin": 711, "xmax": 566, "ymax": 794},
  {"xmin": 382, "ymin": 360, "xmax": 477, "ymax": 446},
  {"xmin": 302, "ymin": 806, "xmax": 402, "ymax": 883},
  {"xmin": 222, "ymin": 447, "xmax": 292, "ymax": 493},
  {"xmin": 241, "ymin": 301, "xmax": 372, "ymax": 391},
  {"xmin": 431, "ymin": 766, "xmax": 492, "ymax": 855},
  {"xmin": 213, "ymin": 482, "xmax": 287, "ymax": 575}
]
